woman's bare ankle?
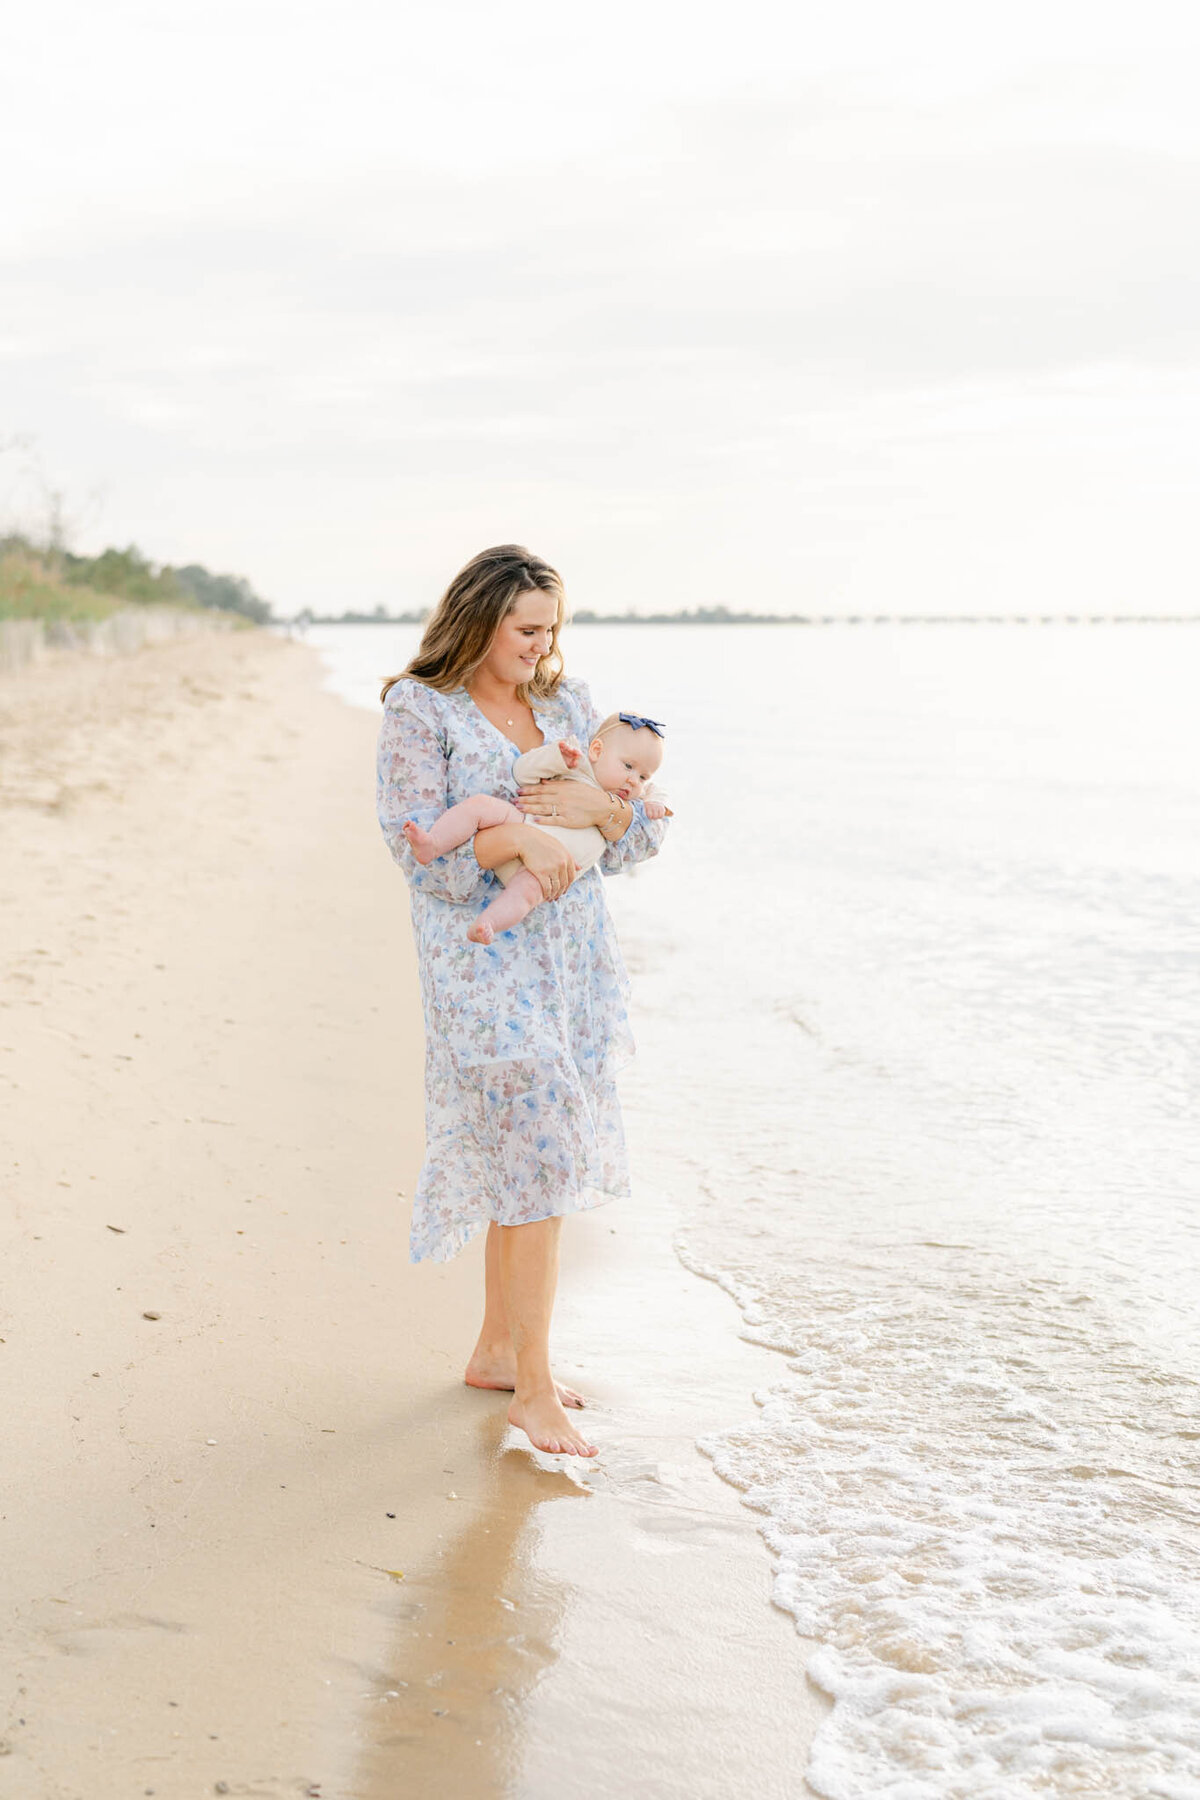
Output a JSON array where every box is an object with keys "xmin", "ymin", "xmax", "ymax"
[{"xmin": 514, "ymin": 1371, "xmax": 557, "ymax": 1403}]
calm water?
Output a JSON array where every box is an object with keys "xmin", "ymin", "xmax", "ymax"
[{"xmin": 311, "ymin": 619, "xmax": 1200, "ymax": 1799}]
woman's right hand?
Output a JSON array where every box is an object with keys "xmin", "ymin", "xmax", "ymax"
[{"xmin": 517, "ymin": 826, "xmax": 579, "ymax": 901}]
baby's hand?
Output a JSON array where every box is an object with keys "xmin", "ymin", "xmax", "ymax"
[
  {"xmin": 643, "ymin": 798, "xmax": 669, "ymax": 820},
  {"xmin": 557, "ymin": 738, "xmax": 583, "ymax": 769}
]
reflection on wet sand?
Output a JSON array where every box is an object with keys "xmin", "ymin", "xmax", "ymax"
[{"xmin": 353, "ymin": 1408, "xmax": 588, "ymax": 1800}]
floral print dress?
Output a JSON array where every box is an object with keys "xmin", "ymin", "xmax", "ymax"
[{"xmin": 376, "ymin": 676, "xmax": 669, "ymax": 1263}]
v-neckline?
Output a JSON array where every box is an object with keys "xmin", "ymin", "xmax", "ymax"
[{"xmin": 462, "ymin": 686, "xmax": 547, "ymax": 754}]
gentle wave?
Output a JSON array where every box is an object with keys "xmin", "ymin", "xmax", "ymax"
[{"xmin": 680, "ymin": 1225, "xmax": 1200, "ymax": 1800}]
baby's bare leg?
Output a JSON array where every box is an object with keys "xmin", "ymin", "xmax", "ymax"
[
  {"xmin": 468, "ymin": 868, "xmax": 545, "ymax": 945},
  {"xmin": 403, "ymin": 794, "xmax": 523, "ymax": 865}
]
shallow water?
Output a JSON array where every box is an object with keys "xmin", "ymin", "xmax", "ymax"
[{"xmin": 313, "ymin": 618, "xmax": 1200, "ymax": 1798}]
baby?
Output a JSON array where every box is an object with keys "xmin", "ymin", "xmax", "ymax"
[{"xmin": 404, "ymin": 711, "xmax": 669, "ymax": 944}]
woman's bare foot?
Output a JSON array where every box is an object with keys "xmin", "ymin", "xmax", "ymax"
[
  {"xmin": 464, "ymin": 1350, "xmax": 583, "ymax": 1408},
  {"xmin": 467, "ymin": 918, "xmax": 495, "ymax": 946},
  {"xmin": 508, "ymin": 1390, "xmax": 598, "ymax": 1456},
  {"xmin": 402, "ymin": 820, "xmax": 438, "ymax": 865}
]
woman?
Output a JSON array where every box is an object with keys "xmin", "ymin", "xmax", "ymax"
[{"xmin": 376, "ymin": 545, "xmax": 668, "ymax": 1458}]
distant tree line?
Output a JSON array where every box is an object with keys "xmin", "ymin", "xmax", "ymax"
[
  {"xmin": 297, "ymin": 603, "xmax": 425, "ymax": 625},
  {"xmin": 296, "ymin": 600, "xmax": 1200, "ymax": 628},
  {"xmin": 569, "ymin": 604, "xmax": 797, "ymax": 624},
  {"xmin": 299, "ymin": 602, "xmax": 802, "ymax": 626},
  {"xmin": 167, "ymin": 561, "xmax": 273, "ymax": 623}
]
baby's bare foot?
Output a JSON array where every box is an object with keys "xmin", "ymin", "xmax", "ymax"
[
  {"xmin": 402, "ymin": 820, "xmax": 437, "ymax": 865},
  {"xmin": 467, "ymin": 919, "xmax": 495, "ymax": 946},
  {"xmin": 508, "ymin": 1391, "xmax": 598, "ymax": 1456}
]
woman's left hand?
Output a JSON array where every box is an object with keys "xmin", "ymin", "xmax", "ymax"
[{"xmin": 517, "ymin": 777, "xmax": 609, "ymax": 829}]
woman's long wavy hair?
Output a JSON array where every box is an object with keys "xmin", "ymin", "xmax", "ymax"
[{"xmin": 380, "ymin": 545, "xmax": 567, "ymax": 705}]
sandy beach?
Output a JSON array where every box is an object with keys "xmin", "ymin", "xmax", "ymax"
[{"xmin": 0, "ymin": 627, "xmax": 826, "ymax": 1799}]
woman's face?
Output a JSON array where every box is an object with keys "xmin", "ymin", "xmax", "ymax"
[{"xmin": 480, "ymin": 589, "xmax": 559, "ymax": 686}]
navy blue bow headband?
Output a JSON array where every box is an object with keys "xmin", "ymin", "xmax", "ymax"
[{"xmin": 618, "ymin": 712, "xmax": 666, "ymax": 738}]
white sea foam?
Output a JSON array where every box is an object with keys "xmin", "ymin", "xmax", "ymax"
[{"xmin": 679, "ymin": 1229, "xmax": 1200, "ymax": 1798}]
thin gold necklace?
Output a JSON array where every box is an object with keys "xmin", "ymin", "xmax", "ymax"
[{"xmin": 472, "ymin": 685, "xmax": 519, "ymax": 728}]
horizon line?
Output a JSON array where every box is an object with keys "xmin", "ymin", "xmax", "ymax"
[{"xmin": 288, "ymin": 610, "xmax": 1200, "ymax": 628}]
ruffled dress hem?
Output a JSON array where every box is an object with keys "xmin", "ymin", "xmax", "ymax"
[{"xmin": 409, "ymin": 1178, "xmax": 628, "ymax": 1265}]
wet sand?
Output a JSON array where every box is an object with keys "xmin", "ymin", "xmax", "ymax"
[{"xmin": 0, "ymin": 628, "xmax": 827, "ymax": 1797}]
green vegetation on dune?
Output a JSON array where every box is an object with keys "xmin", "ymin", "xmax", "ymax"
[
  {"xmin": 0, "ymin": 541, "xmax": 130, "ymax": 622},
  {"xmin": 0, "ymin": 535, "xmax": 273, "ymax": 625}
]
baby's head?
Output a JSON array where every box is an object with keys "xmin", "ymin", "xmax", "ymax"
[{"xmin": 589, "ymin": 712, "xmax": 665, "ymax": 802}]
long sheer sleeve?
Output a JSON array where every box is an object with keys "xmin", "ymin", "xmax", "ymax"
[
  {"xmin": 562, "ymin": 677, "xmax": 670, "ymax": 876},
  {"xmin": 376, "ymin": 684, "xmax": 495, "ymax": 905}
]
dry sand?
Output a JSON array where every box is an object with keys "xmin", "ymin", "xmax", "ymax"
[{"xmin": 0, "ymin": 628, "xmax": 827, "ymax": 1799}]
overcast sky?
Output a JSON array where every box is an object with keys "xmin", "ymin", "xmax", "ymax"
[{"xmin": 3, "ymin": 1, "xmax": 1198, "ymax": 616}]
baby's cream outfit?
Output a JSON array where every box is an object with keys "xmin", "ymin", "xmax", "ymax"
[{"xmin": 494, "ymin": 740, "xmax": 665, "ymax": 887}]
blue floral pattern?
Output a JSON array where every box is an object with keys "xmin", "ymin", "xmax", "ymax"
[{"xmin": 376, "ymin": 676, "xmax": 669, "ymax": 1263}]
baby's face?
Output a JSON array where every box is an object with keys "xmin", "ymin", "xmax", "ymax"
[{"xmin": 589, "ymin": 723, "xmax": 664, "ymax": 803}]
